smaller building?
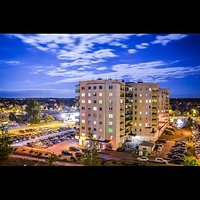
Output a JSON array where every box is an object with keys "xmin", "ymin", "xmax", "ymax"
[{"xmin": 138, "ymin": 141, "xmax": 155, "ymax": 156}]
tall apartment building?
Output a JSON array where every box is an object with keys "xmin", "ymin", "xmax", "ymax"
[
  {"xmin": 158, "ymin": 88, "xmax": 170, "ymax": 124},
  {"xmin": 76, "ymin": 79, "xmax": 170, "ymax": 150},
  {"xmin": 76, "ymin": 79, "xmax": 126, "ymax": 150}
]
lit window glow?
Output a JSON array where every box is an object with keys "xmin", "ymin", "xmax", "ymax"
[
  {"xmin": 139, "ymin": 111, "xmax": 142, "ymax": 115},
  {"xmin": 81, "ymin": 93, "xmax": 85, "ymax": 97},
  {"xmin": 139, "ymin": 123, "xmax": 142, "ymax": 126},
  {"xmin": 93, "ymin": 121, "xmax": 96, "ymax": 125},
  {"xmin": 81, "ymin": 120, "xmax": 85, "ymax": 123},
  {"xmin": 81, "ymin": 113, "xmax": 85, "ymax": 117},
  {"xmin": 109, "ymin": 114, "xmax": 113, "ymax": 119},
  {"xmin": 139, "ymin": 100, "xmax": 142, "ymax": 103},
  {"xmin": 81, "ymin": 100, "xmax": 85, "ymax": 103},
  {"xmin": 99, "ymin": 93, "xmax": 103, "ymax": 97},
  {"xmin": 88, "ymin": 100, "xmax": 91, "ymax": 104},
  {"xmin": 88, "ymin": 93, "xmax": 91, "ymax": 97},
  {"xmin": 99, "ymin": 100, "xmax": 103, "ymax": 104},
  {"xmin": 108, "ymin": 121, "xmax": 113, "ymax": 125},
  {"xmin": 109, "ymin": 93, "xmax": 113, "ymax": 97},
  {"xmin": 108, "ymin": 128, "xmax": 113, "ymax": 133},
  {"xmin": 140, "ymin": 94, "xmax": 142, "ymax": 97},
  {"xmin": 149, "ymin": 100, "xmax": 151, "ymax": 103},
  {"xmin": 93, "ymin": 107, "xmax": 97, "ymax": 111}
]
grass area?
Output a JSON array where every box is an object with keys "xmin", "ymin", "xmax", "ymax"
[
  {"xmin": 160, "ymin": 128, "xmax": 192, "ymax": 141},
  {"xmin": 0, "ymin": 157, "xmax": 48, "ymax": 166}
]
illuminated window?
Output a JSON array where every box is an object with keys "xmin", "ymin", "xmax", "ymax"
[
  {"xmin": 99, "ymin": 100, "xmax": 103, "ymax": 104},
  {"xmin": 81, "ymin": 100, "xmax": 85, "ymax": 103},
  {"xmin": 93, "ymin": 107, "xmax": 97, "ymax": 111},
  {"xmin": 145, "ymin": 123, "xmax": 148, "ymax": 127},
  {"xmin": 82, "ymin": 133, "xmax": 85, "ymax": 136},
  {"xmin": 139, "ymin": 94, "xmax": 142, "ymax": 97},
  {"xmin": 109, "ymin": 114, "xmax": 113, "ymax": 119},
  {"xmin": 110, "ymin": 135, "xmax": 113, "ymax": 140},
  {"xmin": 88, "ymin": 100, "xmax": 91, "ymax": 104},
  {"xmin": 139, "ymin": 100, "xmax": 142, "ymax": 103},
  {"xmin": 146, "ymin": 100, "xmax": 148, "ymax": 103},
  {"xmin": 108, "ymin": 128, "xmax": 113, "ymax": 133},
  {"xmin": 109, "ymin": 100, "xmax": 113, "ymax": 103},
  {"xmin": 108, "ymin": 121, "xmax": 113, "ymax": 125},
  {"xmin": 81, "ymin": 120, "xmax": 85, "ymax": 123},
  {"xmin": 149, "ymin": 99, "xmax": 151, "ymax": 103},
  {"xmin": 93, "ymin": 134, "xmax": 97, "ymax": 138},
  {"xmin": 139, "ymin": 123, "xmax": 142, "ymax": 126},
  {"xmin": 99, "ymin": 128, "xmax": 102, "ymax": 132},
  {"xmin": 146, "ymin": 111, "xmax": 148, "ymax": 115},
  {"xmin": 88, "ymin": 93, "xmax": 91, "ymax": 97},
  {"xmin": 135, "ymin": 123, "xmax": 137, "ymax": 126},
  {"xmin": 81, "ymin": 113, "xmax": 85, "ymax": 117},
  {"xmin": 149, "ymin": 88, "xmax": 151, "ymax": 91},
  {"xmin": 93, "ymin": 93, "xmax": 97, "ymax": 96},
  {"xmin": 139, "ymin": 111, "xmax": 142, "ymax": 115},
  {"xmin": 109, "ymin": 93, "xmax": 113, "ymax": 97},
  {"xmin": 81, "ymin": 93, "xmax": 85, "ymax": 97},
  {"xmin": 120, "ymin": 99, "xmax": 123, "ymax": 103},
  {"xmin": 99, "ymin": 93, "xmax": 103, "ymax": 97},
  {"xmin": 93, "ymin": 121, "xmax": 96, "ymax": 125},
  {"xmin": 146, "ymin": 94, "xmax": 148, "ymax": 96}
]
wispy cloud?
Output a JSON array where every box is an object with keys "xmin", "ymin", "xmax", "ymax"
[
  {"xmin": 128, "ymin": 49, "xmax": 137, "ymax": 54},
  {"xmin": 3, "ymin": 60, "xmax": 22, "ymax": 64},
  {"xmin": 151, "ymin": 34, "xmax": 188, "ymax": 46},
  {"xmin": 135, "ymin": 43, "xmax": 149, "ymax": 49}
]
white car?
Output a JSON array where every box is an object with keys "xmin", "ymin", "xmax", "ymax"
[
  {"xmin": 157, "ymin": 146, "xmax": 163, "ymax": 152},
  {"xmin": 154, "ymin": 157, "xmax": 168, "ymax": 164},
  {"xmin": 137, "ymin": 156, "xmax": 149, "ymax": 162}
]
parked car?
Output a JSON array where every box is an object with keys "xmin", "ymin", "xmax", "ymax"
[
  {"xmin": 137, "ymin": 156, "xmax": 149, "ymax": 163},
  {"xmin": 154, "ymin": 157, "xmax": 168, "ymax": 164},
  {"xmin": 116, "ymin": 147, "xmax": 125, "ymax": 152},
  {"xmin": 61, "ymin": 150, "xmax": 72, "ymax": 156}
]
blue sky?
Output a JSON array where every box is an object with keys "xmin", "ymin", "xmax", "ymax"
[{"xmin": 0, "ymin": 33, "xmax": 200, "ymax": 98}]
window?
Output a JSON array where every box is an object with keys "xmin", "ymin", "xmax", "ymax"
[
  {"xmin": 81, "ymin": 113, "xmax": 85, "ymax": 117},
  {"xmin": 94, "ymin": 100, "xmax": 97, "ymax": 104},
  {"xmin": 88, "ymin": 127, "xmax": 91, "ymax": 131},
  {"xmin": 81, "ymin": 100, "xmax": 85, "ymax": 103},
  {"xmin": 135, "ymin": 117, "xmax": 137, "ymax": 120},
  {"xmin": 139, "ymin": 94, "xmax": 142, "ymax": 97},
  {"xmin": 146, "ymin": 94, "xmax": 148, "ymax": 97},
  {"xmin": 81, "ymin": 120, "xmax": 85, "ymax": 123},
  {"xmin": 135, "ymin": 129, "xmax": 137, "ymax": 131},
  {"xmin": 93, "ymin": 93, "xmax": 97, "ymax": 96},
  {"xmin": 81, "ymin": 87, "xmax": 85, "ymax": 90},
  {"xmin": 88, "ymin": 100, "xmax": 91, "ymax": 104},
  {"xmin": 149, "ymin": 88, "xmax": 151, "ymax": 91},
  {"xmin": 93, "ymin": 86, "xmax": 96, "ymax": 90},
  {"xmin": 135, "ymin": 123, "xmax": 137, "ymax": 126},
  {"xmin": 88, "ymin": 93, "xmax": 91, "ymax": 97},
  {"xmin": 93, "ymin": 134, "xmax": 97, "ymax": 138},
  {"xmin": 99, "ymin": 100, "xmax": 103, "ymax": 104},
  {"xmin": 108, "ymin": 128, "xmax": 113, "ymax": 133},
  {"xmin": 93, "ymin": 121, "xmax": 96, "ymax": 125},
  {"xmin": 99, "ymin": 128, "xmax": 102, "ymax": 132},
  {"xmin": 120, "ymin": 99, "xmax": 123, "ymax": 103},
  {"xmin": 109, "ymin": 93, "xmax": 113, "ymax": 97},
  {"xmin": 88, "ymin": 86, "xmax": 91, "ymax": 90},
  {"xmin": 149, "ymin": 99, "xmax": 151, "ymax": 103},
  {"xmin": 109, "ymin": 107, "xmax": 113, "ymax": 111},
  {"xmin": 109, "ymin": 114, "xmax": 113, "ymax": 119},
  {"xmin": 93, "ymin": 128, "xmax": 96, "ymax": 131},
  {"xmin": 139, "ymin": 129, "xmax": 142, "ymax": 132},
  {"xmin": 81, "ymin": 93, "xmax": 85, "ymax": 97},
  {"xmin": 99, "ymin": 93, "xmax": 103, "ymax": 97},
  {"xmin": 108, "ymin": 121, "xmax": 113, "ymax": 125},
  {"xmin": 139, "ymin": 123, "xmax": 142, "ymax": 126},
  {"xmin": 135, "ymin": 105, "xmax": 137, "ymax": 109},
  {"xmin": 88, "ymin": 114, "xmax": 91, "ymax": 117},
  {"xmin": 135, "ymin": 111, "xmax": 137, "ymax": 114},
  {"xmin": 146, "ymin": 111, "xmax": 148, "ymax": 115},
  {"xmin": 146, "ymin": 100, "xmax": 148, "ymax": 103},
  {"xmin": 140, "ymin": 117, "xmax": 141, "ymax": 120},
  {"xmin": 145, "ymin": 123, "xmax": 148, "ymax": 127},
  {"xmin": 82, "ymin": 133, "xmax": 85, "ymax": 136},
  {"xmin": 88, "ymin": 107, "xmax": 91, "ymax": 110},
  {"xmin": 99, "ymin": 121, "xmax": 102, "ymax": 125},
  {"xmin": 109, "ymin": 100, "xmax": 113, "ymax": 103},
  {"xmin": 93, "ymin": 107, "xmax": 97, "ymax": 111},
  {"xmin": 139, "ymin": 111, "xmax": 142, "ymax": 115},
  {"xmin": 139, "ymin": 100, "xmax": 142, "ymax": 103},
  {"xmin": 110, "ymin": 135, "xmax": 113, "ymax": 140},
  {"xmin": 88, "ymin": 121, "xmax": 91, "ymax": 124},
  {"xmin": 149, "ymin": 106, "xmax": 151, "ymax": 109},
  {"xmin": 146, "ymin": 87, "xmax": 148, "ymax": 91},
  {"xmin": 135, "ymin": 100, "xmax": 137, "ymax": 103},
  {"xmin": 99, "ymin": 86, "xmax": 102, "ymax": 89},
  {"xmin": 135, "ymin": 94, "xmax": 137, "ymax": 97},
  {"xmin": 99, "ymin": 107, "xmax": 102, "ymax": 111},
  {"xmin": 82, "ymin": 126, "xmax": 85, "ymax": 130},
  {"xmin": 109, "ymin": 85, "xmax": 113, "ymax": 89},
  {"xmin": 93, "ymin": 114, "xmax": 97, "ymax": 118},
  {"xmin": 81, "ymin": 107, "xmax": 85, "ymax": 110},
  {"xmin": 135, "ymin": 88, "xmax": 137, "ymax": 91}
]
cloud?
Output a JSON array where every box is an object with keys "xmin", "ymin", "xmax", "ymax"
[
  {"xmin": 151, "ymin": 34, "xmax": 188, "ymax": 46},
  {"xmin": 4, "ymin": 60, "xmax": 22, "ymax": 64},
  {"xmin": 128, "ymin": 49, "xmax": 137, "ymax": 54},
  {"xmin": 135, "ymin": 43, "xmax": 149, "ymax": 49},
  {"xmin": 96, "ymin": 67, "xmax": 107, "ymax": 70},
  {"xmin": 136, "ymin": 34, "xmax": 148, "ymax": 37}
]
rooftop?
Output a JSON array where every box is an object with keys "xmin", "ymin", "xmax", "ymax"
[{"xmin": 139, "ymin": 141, "xmax": 155, "ymax": 148}]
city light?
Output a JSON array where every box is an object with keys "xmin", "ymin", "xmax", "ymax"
[{"xmin": 61, "ymin": 113, "xmax": 66, "ymax": 119}]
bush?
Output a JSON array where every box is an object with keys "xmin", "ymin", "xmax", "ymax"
[{"xmin": 165, "ymin": 129, "xmax": 174, "ymax": 135}]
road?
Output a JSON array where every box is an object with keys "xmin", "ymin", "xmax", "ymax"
[
  {"xmin": 11, "ymin": 154, "xmax": 83, "ymax": 166},
  {"xmin": 11, "ymin": 130, "xmax": 75, "ymax": 147}
]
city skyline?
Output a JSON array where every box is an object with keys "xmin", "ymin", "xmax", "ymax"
[{"xmin": 0, "ymin": 33, "xmax": 200, "ymax": 98}]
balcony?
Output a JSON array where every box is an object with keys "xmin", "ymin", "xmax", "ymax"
[{"xmin": 120, "ymin": 93, "xmax": 125, "ymax": 97}]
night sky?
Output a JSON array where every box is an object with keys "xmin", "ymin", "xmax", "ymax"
[{"xmin": 0, "ymin": 34, "xmax": 200, "ymax": 98}]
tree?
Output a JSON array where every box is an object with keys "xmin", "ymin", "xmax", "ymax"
[
  {"xmin": 80, "ymin": 132, "xmax": 102, "ymax": 166},
  {"xmin": 9, "ymin": 112, "xmax": 17, "ymax": 121},
  {"xmin": 0, "ymin": 114, "xmax": 9, "ymax": 123},
  {"xmin": 44, "ymin": 115, "xmax": 55, "ymax": 123},
  {"xmin": 0, "ymin": 123, "xmax": 13, "ymax": 160},
  {"xmin": 26, "ymin": 100, "xmax": 41, "ymax": 124},
  {"xmin": 174, "ymin": 109, "xmax": 181, "ymax": 116},
  {"xmin": 186, "ymin": 117, "xmax": 193, "ymax": 128},
  {"xmin": 47, "ymin": 153, "xmax": 58, "ymax": 166},
  {"xmin": 184, "ymin": 158, "xmax": 199, "ymax": 166}
]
